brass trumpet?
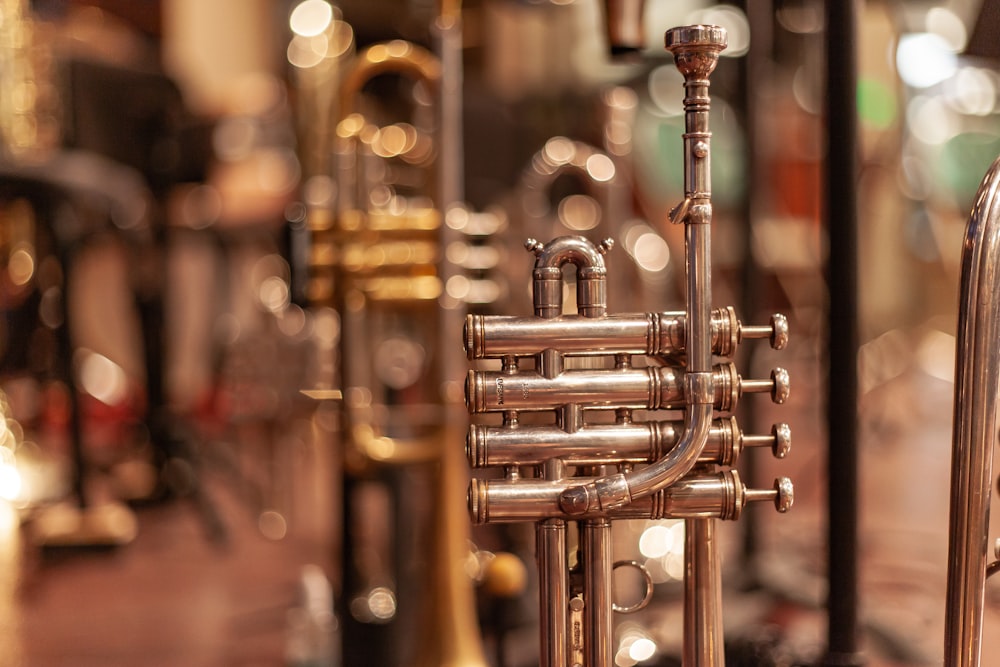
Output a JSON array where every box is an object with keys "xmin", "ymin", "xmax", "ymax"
[
  {"xmin": 463, "ymin": 25, "xmax": 793, "ymax": 666},
  {"xmin": 307, "ymin": 9, "xmax": 493, "ymax": 662}
]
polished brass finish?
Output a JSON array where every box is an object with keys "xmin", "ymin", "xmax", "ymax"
[
  {"xmin": 944, "ymin": 154, "xmax": 1000, "ymax": 666},
  {"xmin": 465, "ymin": 307, "xmax": 788, "ymax": 360},
  {"xmin": 461, "ymin": 25, "xmax": 794, "ymax": 666},
  {"xmin": 288, "ymin": 6, "xmax": 355, "ymax": 181},
  {"xmin": 308, "ymin": 6, "xmax": 491, "ymax": 663},
  {"xmin": 328, "ymin": 39, "xmax": 445, "ymax": 469}
]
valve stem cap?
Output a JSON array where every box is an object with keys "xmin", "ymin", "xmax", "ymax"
[
  {"xmin": 769, "ymin": 313, "xmax": 790, "ymax": 350},
  {"xmin": 770, "ymin": 368, "xmax": 791, "ymax": 404},
  {"xmin": 739, "ymin": 368, "xmax": 790, "ymax": 404},
  {"xmin": 771, "ymin": 422, "xmax": 792, "ymax": 459},
  {"xmin": 746, "ymin": 477, "xmax": 794, "ymax": 513}
]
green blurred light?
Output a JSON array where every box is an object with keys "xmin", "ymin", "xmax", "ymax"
[
  {"xmin": 858, "ymin": 78, "xmax": 897, "ymax": 130},
  {"xmin": 940, "ymin": 132, "xmax": 1000, "ymax": 207}
]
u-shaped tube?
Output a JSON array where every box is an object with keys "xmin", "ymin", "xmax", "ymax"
[{"xmin": 527, "ymin": 235, "xmax": 611, "ymax": 319}]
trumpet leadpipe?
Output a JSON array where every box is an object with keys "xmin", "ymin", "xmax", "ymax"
[
  {"xmin": 465, "ymin": 362, "xmax": 789, "ymax": 414},
  {"xmin": 466, "ymin": 417, "xmax": 791, "ymax": 468},
  {"xmin": 468, "ymin": 470, "xmax": 793, "ymax": 523},
  {"xmin": 464, "ymin": 308, "xmax": 788, "ymax": 360}
]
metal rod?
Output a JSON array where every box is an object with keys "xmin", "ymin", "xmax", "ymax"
[
  {"xmin": 583, "ymin": 519, "xmax": 614, "ymax": 667},
  {"xmin": 823, "ymin": 0, "xmax": 863, "ymax": 664},
  {"xmin": 684, "ymin": 518, "xmax": 725, "ymax": 667},
  {"xmin": 538, "ymin": 519, "xmax": 568, "ymax": 667}
]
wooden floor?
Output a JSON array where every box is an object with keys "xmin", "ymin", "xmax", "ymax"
[{"xmin": 2, "ymin": 483, "xmax": 330, "ymax": 667}]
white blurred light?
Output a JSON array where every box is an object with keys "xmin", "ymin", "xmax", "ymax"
[
  {"xmin": 660, "ymin": 522, "xmax": 686, "ymax": 580},
  {"xmin": 947, "ymin": 67, "xmax": 998, "ymax": 116},
  {"xmin": 616, "ymin": 624, "xmax": 658, "ymax": 667},
  {"xmin": 466, "ymin": 279, "xmax": 502, "ymax": 304},
  {"xmin": 543, "ymin": 137, "xmax": 575, "ymax": 166},
  {"xmin": 288, "ymin": 33, "xmax": 328, "ymax": 69},
  {"xmin": 367, "ymin": 587, "xmax": 396, "ymax": 620},
  {"xmin": 615, "ymin": 647, "xmax": 638, "ymax": 667},
  {"xmin": 647, "ymin": 64, "xmax": 683, "ymax": 117},
  {"xmin": 0, "ymin": 463, "xmax": 21, "ymax": 501},
  {"xmin": 907, "ymin": 95, "xmax": 959, "ymax": 145},
  {"xmin": 632, "ymin": 232, "xmax": 670, "ymax": 272},
  {"xmin": 558, "ymin": 195, "xmax": 601, "ymax": 231},
  {"xmin": 0, "ymin": 428, "xmax": 24, "ymax": 500},
  {"xmin": 638, "ymin": 524, "xmax": 673, "ymax": 558},
  {"xmin": 897, "ymin": 33, "xmax": 958, "ymax": 89},
  {"xmin": 313, "ymin": 308, "xmax": 340, "ymax": 344},
  {"xmin": 629, "ymin": 637, "xmax": 657, "ymax": 662},
  {"xmin": 776, "ymin": 4, "xmax": 822, "ymax": 34},
  {"xmin": 8, "ymin": 245, "xmax": 34, "ymax": 285},
  {"xmin": 260, "ymin": 275, "xmax": 291, "ymax": 313},
  {"xmin": 640, "ymin": 521, "xmax": 686, "ymax": 582},
  {"xmin": 278, "ymin": 304, "xmax": 309, "ymax": 338},
  {"xmin": 78, "ymin": 350, "xmax": 129, "ymax": 406},
  {"xmin": 585, "ymin": 153, "xmax": 616, "ymax": 183},
  {"xmin": 446, "ymin": 274, "xmax": 471, "ymax": 300},
  {"xmin": 665, "ymin": 550, "xmax": 685, "ymax": 580},
  {"xmin": 0, "ymin": 446, "xmax": 20, "ymax": 502},
  {"xmin": 925, "ymin": 7, "xmax": 967, "ymax": 52},
  {"xmin": 688, "ymin": 5, "xmax": 750, "ymax": 57},
  {"xmin": 916, "ymin": 328, "xmax": 955, "ymax": 383},
  {"xmin": 792, "ymin": 65, "xmax": 822, "ymax": 115},
  {"xmin": 290, "ymin": 0, "xmax": 333, "ymax": 37}
]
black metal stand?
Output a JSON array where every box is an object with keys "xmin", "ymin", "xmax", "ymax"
[
  {"xmin": 1, "ymin": 156, "xmax": 143, "ymax": 549},
  {"xmin": 822, "ymin": 1, "xmax": 864, "ymax": 665}
]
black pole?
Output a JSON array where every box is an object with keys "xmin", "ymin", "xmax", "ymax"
[{"xmin": 823, "ymin": 0, "xmax": 864, "ymax": 665}]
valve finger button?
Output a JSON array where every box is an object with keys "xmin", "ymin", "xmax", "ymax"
[
  {"xmin": 739, "ymin": 313, "xmax": 789, "ymax": 350},
  {"xmin": 744, "ymin": 477, "xmax": 794, "ymax": 513},
  {"xmin": 741, "ymin": 422, "xmax": 792, "ymax": 459},
  {"xmin": 739, "ymin": 368, "xmax": 790, "ymax": 404},
  {"xmin": 769, "ymin": 368, "xmax": 791, "ymax": 403},
  {"xmin": 769, "ymin": 313, "xmax": 790, "ymax": 350},
  {"xmin": 770, "ymin": 422, "xmax": 792, "ymax": 458}
]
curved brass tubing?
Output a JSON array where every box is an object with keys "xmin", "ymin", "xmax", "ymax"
[
  {"xmin": 339, "ymin": 40, "xmax": 442, "ymax": 122},
  {"xmin": 325, "ymin": 18, "xmax": 496, "ymax": 667},
  {"xmin": 944, "ymin": 153, "xmax": 1000, "ymax": 667}
]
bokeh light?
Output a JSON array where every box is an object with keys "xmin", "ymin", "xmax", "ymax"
[
  {"xmin": 289, "ymin": 0, "xmax": 333, "ymax": 38},
  {"xmin": 896, "ymin": 33, "xmax": 958, "ymax": 89}
]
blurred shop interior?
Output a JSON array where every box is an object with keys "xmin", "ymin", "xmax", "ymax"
[{"xmin": 0, "ymin": 0, "xmax": 999, "ymax": 665}]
